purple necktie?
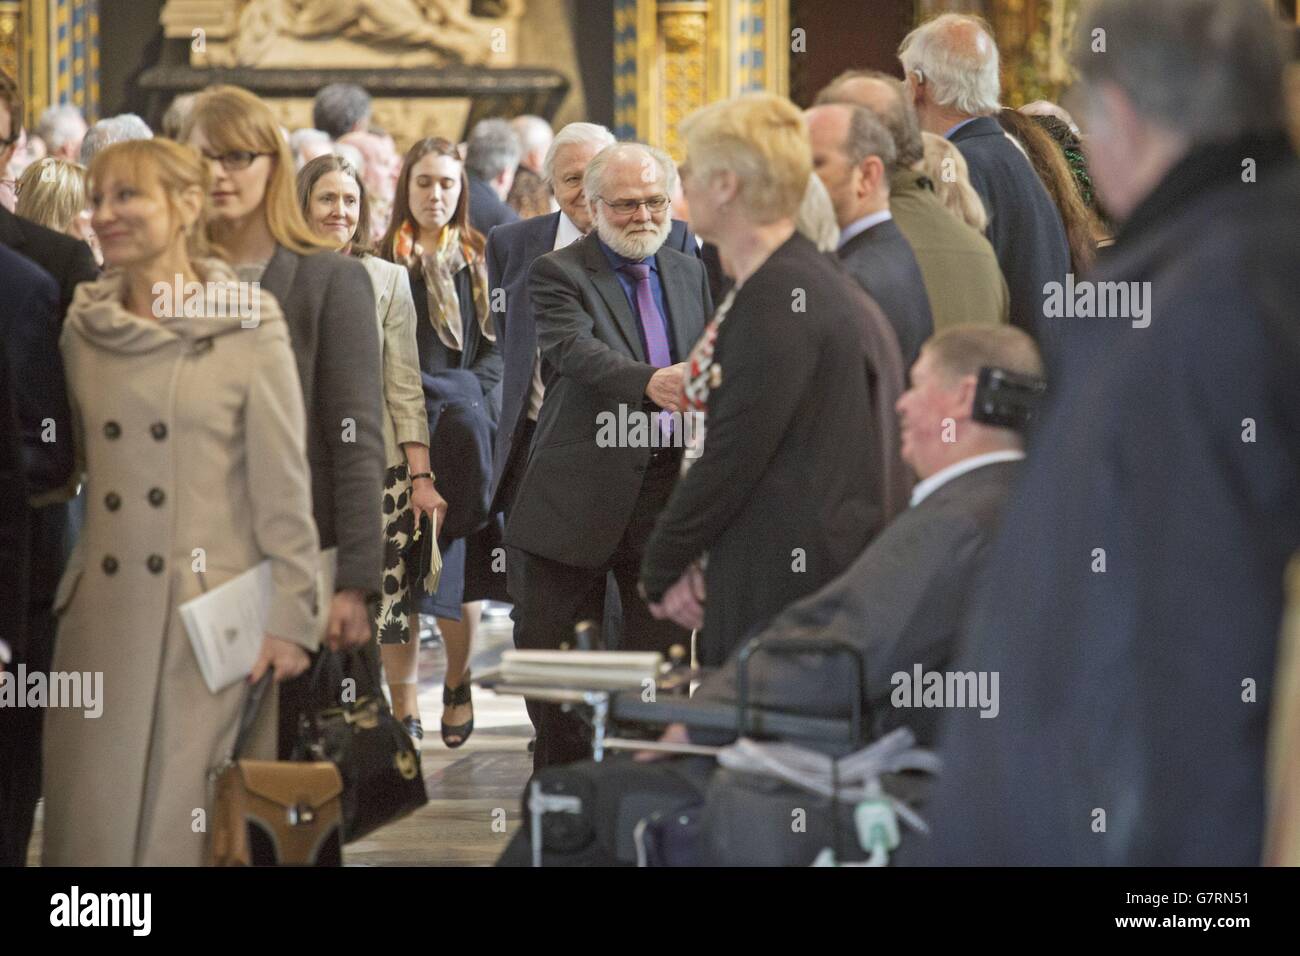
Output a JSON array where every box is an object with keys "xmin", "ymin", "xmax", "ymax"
[
  {"xmin": 620, "ymin": 262, "xmax": 673, "ymax": 367},
  {"xmin": 621, "ymin": 262, "xmax": 674, "ymax": 440}
]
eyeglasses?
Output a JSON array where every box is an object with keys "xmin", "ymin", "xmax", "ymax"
[
  {"xmin": 201, "ymin": 149, "xmax": 273, "ymax": 172},
  {"xmin": 598, "ymin": 195, "xmax": 670, "ymax": 215}
]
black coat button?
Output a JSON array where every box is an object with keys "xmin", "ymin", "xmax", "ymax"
[
  {"xmin": 148, "ymin": 487, "xmax": 165, "ymax": 506},
  {"xmin": 103, "ymin": 421, "xmax": 121, "ymax": 439},
  {"xmin": 150, "ymin": 422, "xmax": 168, "ymax": 440},
  {"xmin": 102, "ymin": 555, "xmax": 119, "ymax": 574},
  {"xmin": 147, "ymin": 554, "xmax": 165, "ymax": 574},
  {"xmin": 105, "ymin": 492, "xmax": 121, "ymax": 511}
]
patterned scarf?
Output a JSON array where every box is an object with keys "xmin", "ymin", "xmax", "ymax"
[{"xmin": 395, "ymin": 219, "xmax": 494, "ymax": 352}]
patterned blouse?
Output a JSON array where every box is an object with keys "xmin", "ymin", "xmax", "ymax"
[{"xmin": 679, "ymin": 286, "xmax": 737, "ymax": 473}]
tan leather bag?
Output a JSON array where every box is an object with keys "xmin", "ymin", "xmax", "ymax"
[
  {"xmin": 208, "ymin": 674, "xmax": 345, "ymax": 866},
  {"xmin": 210, "ymin": 758, "xmax": 344, "ymax": 866}
]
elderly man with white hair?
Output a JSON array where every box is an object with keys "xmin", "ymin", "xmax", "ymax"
[
  {"xmin": 501, "ymin": 139, "xmax": 711, "ymax": 771},
  {"xmin": 486, "ymin": 123, "xmax": 699, "ymax": 520},
  {"xmin": 899, "ymin": 13, "xmax": 1069, "ymax": 348},
  {"xmin": 78, "ymin": 113, "xmax": 152, "ymax": 167},
  {"xmin": 35, "ymin": 105, "xmax": 87, "ymax": 161}
]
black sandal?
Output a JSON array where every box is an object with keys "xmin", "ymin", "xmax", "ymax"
[{"xmin": 441, "ymin": 673, "xmax": 474, "ymax": 748}]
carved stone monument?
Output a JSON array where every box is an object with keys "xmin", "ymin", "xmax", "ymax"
[{"xmin": 139, "ymin": 0, "xmax": 567, "ymax": 147}]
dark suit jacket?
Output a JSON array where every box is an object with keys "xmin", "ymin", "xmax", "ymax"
[
  {"xmin": 950, "ymin": 116, "xmax": 1070, "ymax": 345},
  {"xmin": 690, "ymin": 459, "xmax": 1020, "ymax": 746},
  {"xmin": 915, "ymin": 133, "xmax": 1300, "ymax": 866},
  {"xmin": 0, "ymin": 245, "xmax": 72, "ymax": 499},
  {"xmin": 0, "ymin": 245, "xmax": 73, "ymax": 651},
  {"xmin": 469, "ymin": 177, "xmax": 520, "ymax": 237},
  {"xmin": 640, "ymin": 233, "xmax": 886, "ymax": 665},
  {"xmin": 503, "ymin": 232, "xmax": 711, "ymax": 568},
  {"xmin": 260, "ymin": 246, "xmax": 385, "ymax": 595},
  {"xmin": 838, "ymin": 218, "xmax": 934, "ymax": 370},
  {"xmin": 485, "ymin": 215, "xmax": 698, "ymax": 513},
  {"xmin": 0, "ymin": 250, "xmax": 49, "ymax": 659},
  {"xmin": 0, "ymin": 205, "xmax": 98, "ymax": 321}
]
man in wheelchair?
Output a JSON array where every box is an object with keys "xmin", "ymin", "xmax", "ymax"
[{"xmin": 496, "ymin": 324, "xmax": 1044, "ymax": 866}]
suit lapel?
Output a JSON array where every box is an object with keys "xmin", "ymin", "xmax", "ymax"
[
  {"xmin": 580, "ymin": 234, "xmax": 645, "ymax": 361},
  {"xmin": 523, "ymin": 212, "xmax": 560, "ymax": 266},
  {"xmin": 658, "ymin": 250, "xmax": 700, "ymax": 360}
]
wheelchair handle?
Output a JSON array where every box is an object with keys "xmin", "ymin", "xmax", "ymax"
[{"xmin": 734, "ymin": 634, "xmax": 867, "ymax": 746}]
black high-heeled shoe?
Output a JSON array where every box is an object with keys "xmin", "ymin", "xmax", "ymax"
[
  {"xmin": 402, "ymin": 715, "xmax": 424, "ymax": 742},
  {"xmin": 441, "ymin": 674, "xmax": 474, "ymax": 749}
]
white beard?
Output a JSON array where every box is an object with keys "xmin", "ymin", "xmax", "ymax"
[{"xmin": 595, "ymin": 209, "xmax": 671, "ymax": 260}]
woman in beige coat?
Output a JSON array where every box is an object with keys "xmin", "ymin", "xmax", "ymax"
[
  {"xmin": 297, "ymin": 154, "xmax": 446, "ymax": 740},
  {"xmin": 42, "ymin": 139, "xmax": 321, "ymax": 866}
]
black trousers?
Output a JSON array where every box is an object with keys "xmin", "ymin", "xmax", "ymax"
[
  {"xmin": 0, "ymin": 503, "xmax": 67, "ymax": 866},
  {"xmin": 507, "ymin": 449, "xmax": 691, "ymax": 771}
]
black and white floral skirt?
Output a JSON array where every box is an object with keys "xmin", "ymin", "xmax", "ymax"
[{"xmin": 377, "ymin": 463, "xmax": 417, "ymax": 644}]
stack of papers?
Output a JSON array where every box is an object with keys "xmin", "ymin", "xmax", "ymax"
[
  {"xmin": 180, "ymin": 549, "xmax": 337, "ymax": 693},
  {"xmin": 499, "ymin": 650, "xmax": 663, "ymax": 690}
]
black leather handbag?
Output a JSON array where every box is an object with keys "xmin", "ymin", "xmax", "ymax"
[{"xmin": 292, "ymin": 647, "xmax": 428, "ymax": 843}]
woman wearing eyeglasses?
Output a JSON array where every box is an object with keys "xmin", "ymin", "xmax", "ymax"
[
  {"xmin": 296, "ymin": 153, "xmax": 447, "ymax": 741},
  {"xmin": 184, "ymin": 85, "xmax": 386, "ymax": 756},
  {"xmin": 377, "ymin": 137, "xmax": 504, "ymax": 748}
]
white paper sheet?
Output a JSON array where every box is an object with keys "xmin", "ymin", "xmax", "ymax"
[{"xmin": 180, "ymin": 548, "xmax": 337, "ymax": 693}]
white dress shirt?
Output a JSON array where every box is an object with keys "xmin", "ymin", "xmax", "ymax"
[
  {"xmin": 909, "ymin": 449, "xmax": 1025, "ymax": 507},
  {"xmin": 837, "ymin": 209, "xmax": 892, "ymax": 250},
  {"xmin": 527, "ymin": 211, "xmax": 584, "ymax": 422}
]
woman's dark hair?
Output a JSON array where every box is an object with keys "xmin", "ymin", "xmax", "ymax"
[
  {"xmin": 296, "ymin": 153, "xmax": 373, "ymax": 257},
  {"xmin": 378, "ymin": 137, "xmax": 485, "ymax": 264},
  {"xmin": 996, "ymin": 108, "xmax": 1102, "ymax": 272}
]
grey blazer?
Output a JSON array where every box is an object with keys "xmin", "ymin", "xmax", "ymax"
[
  {"xmin": 261, "ymin": 245, "xmax": 386, "ymax": 595},
  {"xmin": 503, "ymin": 232, "xmax": 711, "ymax": 568},
  {"xmin": 690, "ymin": 459, "xmax": 1021, "ymax": 746}
]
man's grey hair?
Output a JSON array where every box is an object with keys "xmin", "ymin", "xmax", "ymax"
[
  {"xmin": 290, "ymin": 128, "xmax": 331, "ymax": 160},
  {"xmin": 542, "ymin": 122, "xmax": 616, "ymax": 187},
  {"xmin": 1074, "ymin": 0, "xmax": 1287, "ymax": 141},
  {"xmin": 332, "ymin": 141, "xmax": 366, "ymax": 177},
  {"xmin": 79, "ymin": 114, "xmax": 152, "ymax": 166},
  {"xmin": 583, "ymin": 142, "xmax": 677, "ymax": 207},
  {"xmin": 899, "ymin": 13, "xmax": 1002, "ymax": 117},
  {"xmin": 511, "ymin": 114, "xmax": 553, "ymax": 155},
  {"xmin": 312, "ymin": 83, "xmax": 372, "ymax": 139},
  {"xmin": 465, "ymin": 118, "xmax": 522, "ymax": 182},
  {"xmin": 815, "ymin": 69, "xmax": 923, "ymax": 170},
  {"xmin": 36, "ymin": 105, "xmax": 86, "ymax": 151},
  {"xmin": 842, "ymin": 104, "xmax": 897, "ymax": 175}
]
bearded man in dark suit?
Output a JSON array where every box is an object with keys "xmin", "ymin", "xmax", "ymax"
[{"xmin": 503, "ymin": 142, "xmax": 712, "ymax": 770}]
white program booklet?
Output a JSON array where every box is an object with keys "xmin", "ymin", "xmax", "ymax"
[{"xmin": 180, "ymin": 548, "xmax": 337, "ymax": 693}]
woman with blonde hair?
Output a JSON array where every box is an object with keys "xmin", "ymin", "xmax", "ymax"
[
  {"xmin": 377, "ymin": 136, "xmax": 504, "ymax": 747},
  {"xmin": 184, "ymin": 84, "xmax": 387, "ymax": 757},
  {"xmin": 16, "ymin": 156, "xmax": 100, "ymax": 264},
  {"xmin": 921, "ymin": 131, "xmax": 989, "ymax": 233},
  {"xmin": 638, "ymin": 93, "xmax": 897, "ymax": 666},
  {"xmin": 296, "ymin": 153, "xmax": 447, "ymax": 740},
  {"xmin": 42, "ymin": 138, "xmax": 320, "ymax": 865}
]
